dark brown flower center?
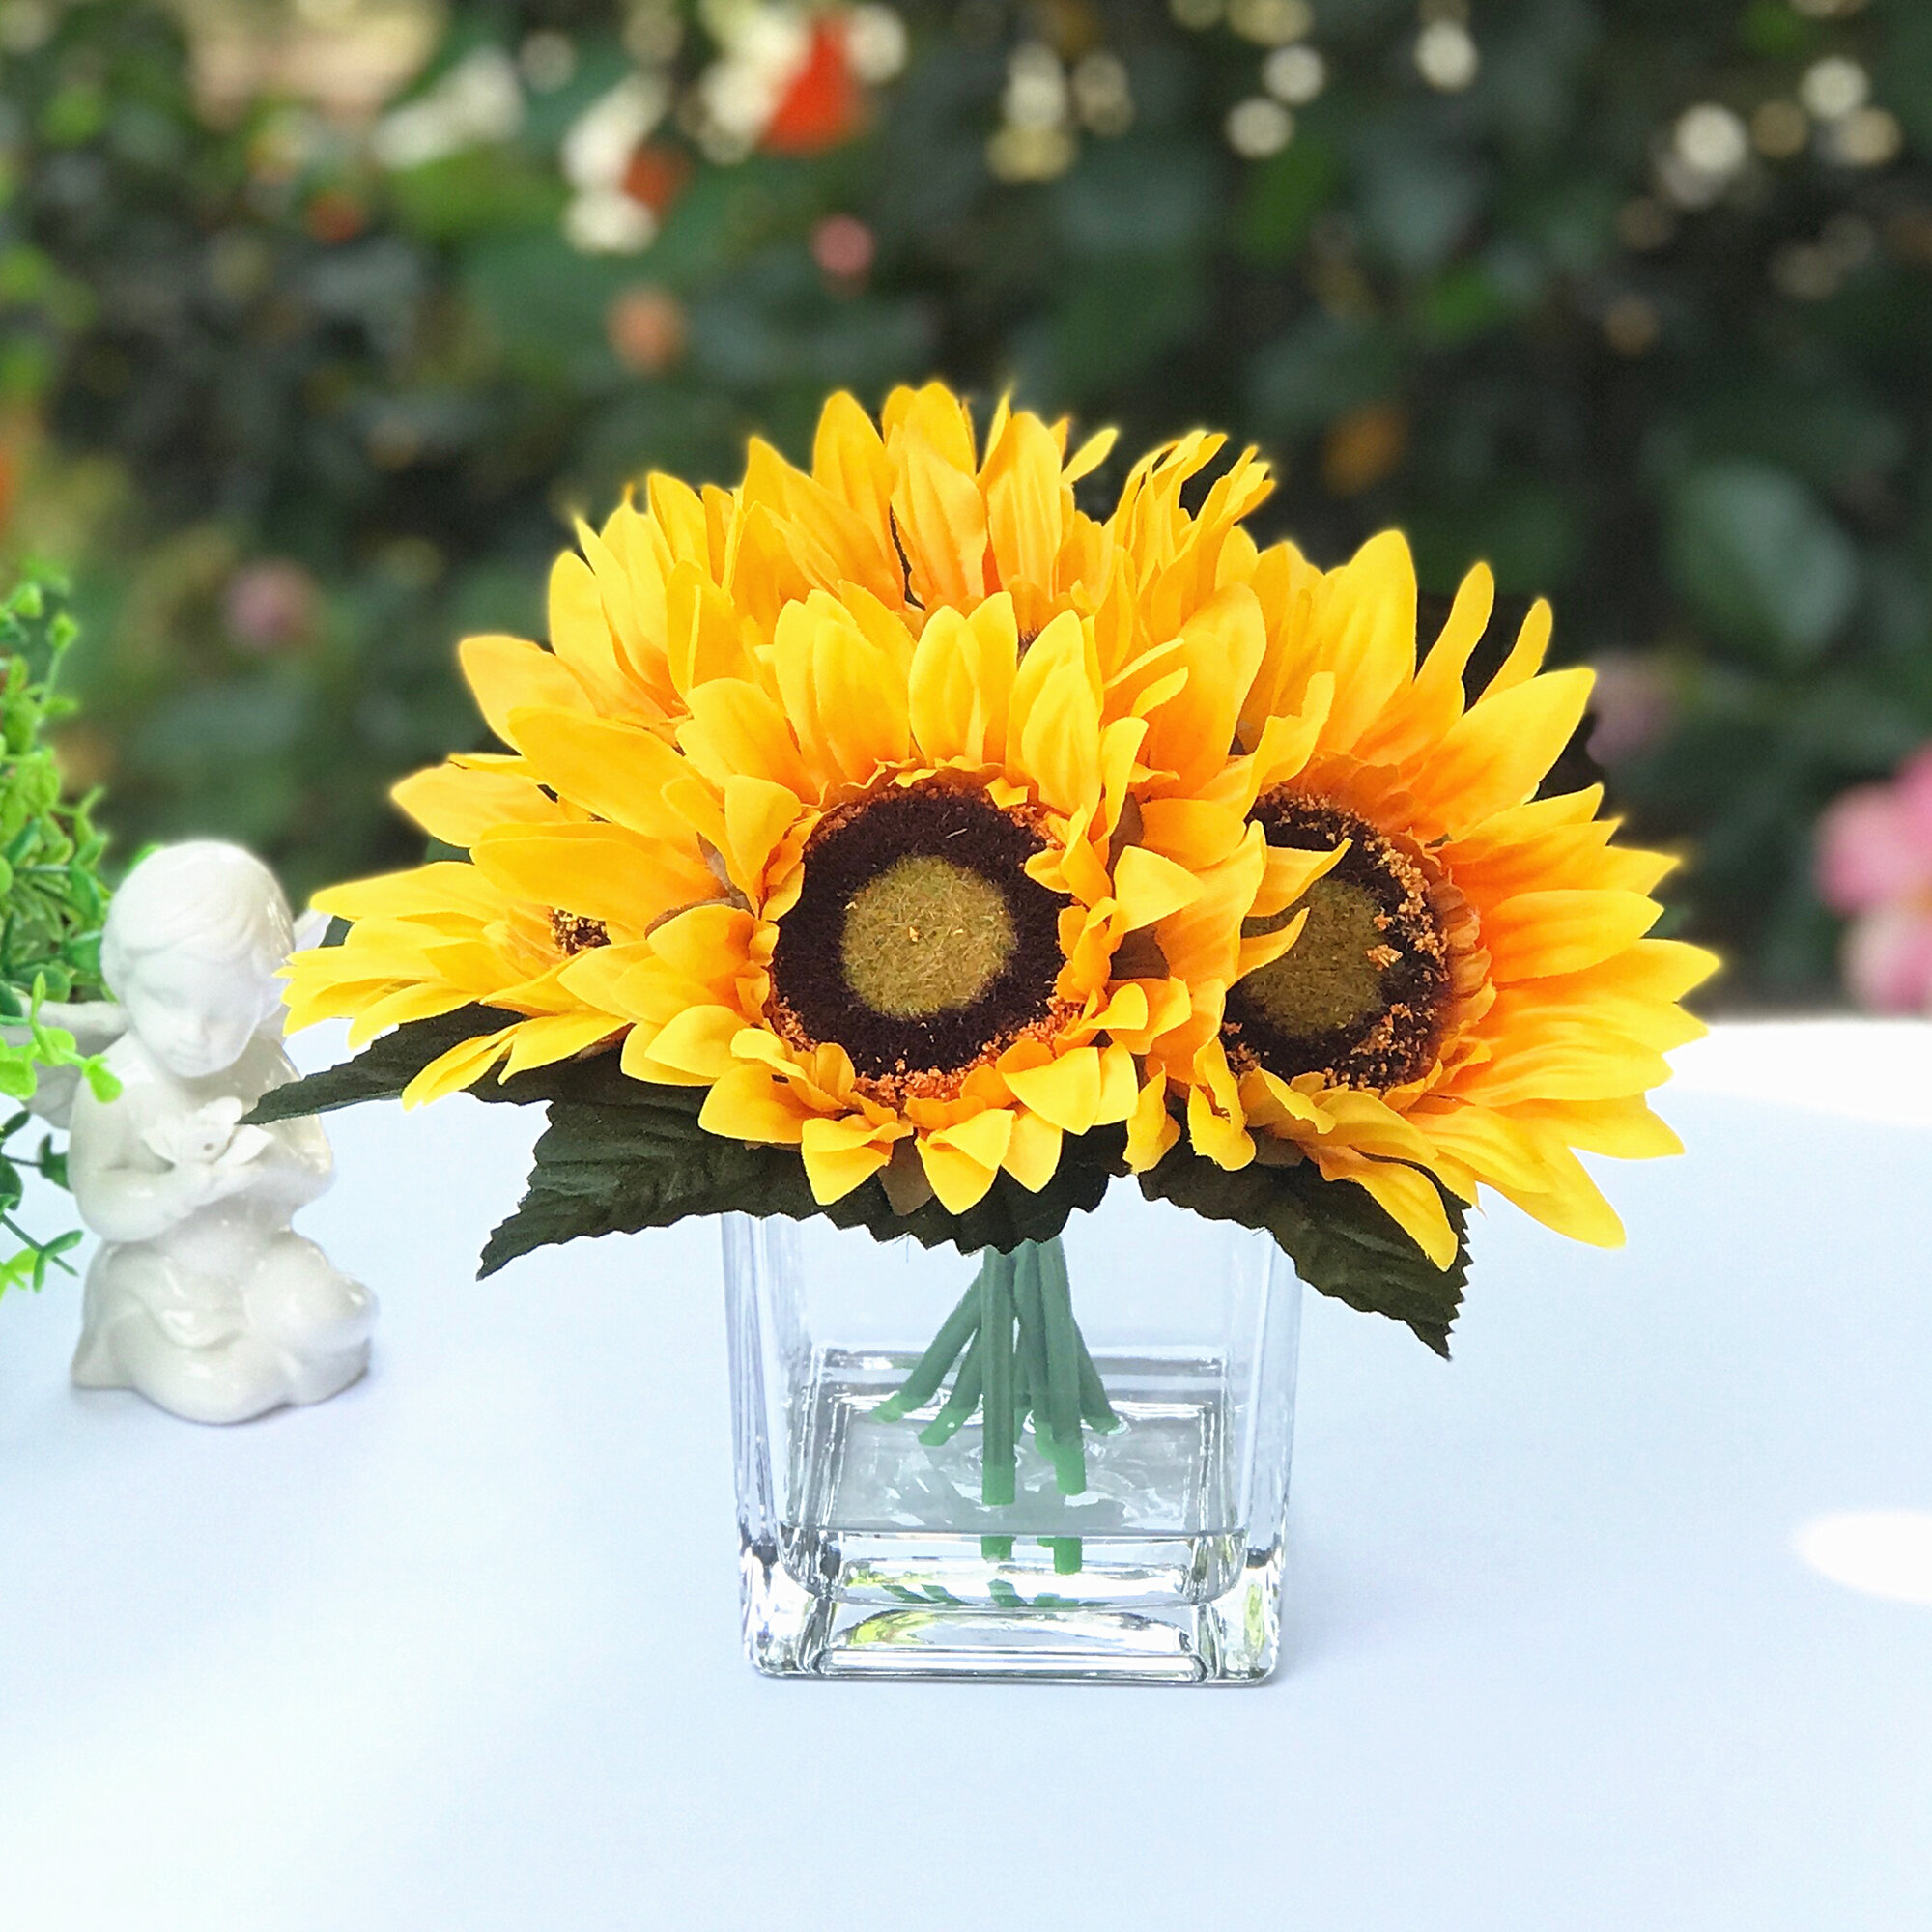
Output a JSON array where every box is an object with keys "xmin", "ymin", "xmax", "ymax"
[
  {"xmin": 1224, "ymin": 793, "xmax": 1451, "ymax": 1092},
  {"xmin": 551, "ymin": 910, "xmax": 610, "ymax": 955},
  {"xmin": 767, "ymin": 783, "xmax": 1070, "ymax": 1104}
]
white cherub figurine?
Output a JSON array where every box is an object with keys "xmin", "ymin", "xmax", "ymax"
[{"xmin": 69, "ymin": 841, "xmax": 376, "ymax": 1423}]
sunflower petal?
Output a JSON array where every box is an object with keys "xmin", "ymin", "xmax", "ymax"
[
  {"xmin": 700, "ymin": 1064, "xmax": 809, "ymax": 1144},
  {"xmin": 344, "ymin": 980, "xmax": 475, "ymax": 1048},
  {"xmin": 1126, "ymin": 1069, "xmax": 1180, "ymax": 1170},
  {"xmin": 908, "ymin": 598, "xmax": 1016, "ymax": 768},
  {"xmin": 471, "ymin": 824, "xmax": 716, "ymax": 935},
  {"xmin": 1311, "ymin": 530, "xmax": 1419, "ymax": 755},
  {"xmin": 1315, "ymin": 1153, "xmax": 1460, "ymax": 1268},
  {"xmin": 1003, "ymin": 1108, "xmax": 1064, "ymax": 1191},
  {"xmin": 1491, "ymin": 1143, "xmax": 1627, "ymax": 1247},
  {"xmin": 390, "ymin": 764, "xmax": 561, "ymax": 848},
  {"xmin": 804, "ymin": 1129, "xmax": 896, "ymax": 1204},
  {"xmin": 916, "ymin": 1134, "xmax": 999, "ymax": 1213},
  {"xmin": 548, "ymin": 551, "xmax": 638, "ymax": 715},
  {"xmin": 313, "ymin": 862, "xmax": 507, "ymax": 924},
  {"xmin": 1412, "ymin": 666, "xmax": 1595, "ymax": 833},
  {"xmin": 1482, "ymin": 888, "xmax": 1662, "ymax": 981},
  {"xmin": 1009, "ymin": 610, "xmax": 1103, "ymax": 816},
  {"xmin": 983, "ymin": 412, "xmax": 1065, "ymax": 636},
  {"xmin": 499, "ymin": 1011, "xmax": 620, "ymax": 1078},
  {"xmin": 1003, "ymin": 1047, "xmax": 1103, "ymax": 1134},
  {"xmin": 459, "ymin": 634, "xmax": 591, "ymax": 749},
  {"xmin": 1065, "ymin": 425, "xmax": 1117, "ymax": 483},
  {"xmin": 934, "ymin": 1106, "xmax": 1015, "ymax": 1172},
  {"xmin": 678, "ymin": 679, "xmax": 811, "ymax": 795},
  {"xmin": 635, "ymin": 1005, "xmax": 747, "ymax": 1080},
  {"xmin": 402, "ymin": 1027, "xmax": 518, "ymax": 1107},
  {"xmin": 894, "ymin": 424, "xmax": 989, "ymax": 611},
  {"xmin": 1187, "ymin": 1082, "xmax": 1255, "ymax": 1170},
  {"xmin": 507, "ymin": 706, "xmax": 694, "ymax": 842},
  {"xmin": 1113, "ymin": 845, "xmax": 1203, "ymax": 929}
]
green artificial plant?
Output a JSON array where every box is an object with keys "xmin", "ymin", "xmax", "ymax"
[{"xmin": 0, "ymin": 569, "xmax": 118, "ymax": 1297}]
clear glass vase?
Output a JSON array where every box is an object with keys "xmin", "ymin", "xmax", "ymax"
[{"xmin": 724, "ymin": 1186, "xmax": 1302, "ymax": 1683}]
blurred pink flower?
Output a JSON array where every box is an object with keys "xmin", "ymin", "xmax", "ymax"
[
  {"xmin": 1842, "ymin": 905, "xmax": 1932, "ymax": 1012},
  {"xmin": 1816, "ymin": 745, "xmax": 1932, "ymax": 1010},
  {"xmin": 1585, "ymin": 652, "xmax": 1675, "ymax": 764},
  {"xmin": 224, "ymin": 558, "xmax": 318, "ymax": 652},
  {"xmin": 811, "ymin": 213, "xmax": 875, "ymax": 287}
]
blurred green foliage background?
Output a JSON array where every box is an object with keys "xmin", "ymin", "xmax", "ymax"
[{"xmin": 5, "ymin": 0, "xmax": 1931, "ymax": 1002}]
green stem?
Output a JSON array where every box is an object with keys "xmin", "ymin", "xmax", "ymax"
[
  {"xmin": 980, "ymin": 1248, "xmax": 1016, "ymax": 1507},
  {"xmin": 878, "ymin": 1237, "xmax": 1122, "ymax": 1577},
  {"xmin": 876, "ymin": 1271, "xmax": 985, "ymax": 1421},
  {"xmin": 1010, "ymin": 1324, "xmax": 1034, "ymax": 1436},
  {"xmin": 918, "ymin": 1324, "xmax": 986, "ymax": 1446},
  {"xmin": 1009, "ymin": 1243, "xmax": 1052, "ymax": 1437},
  {"xmin": 0, "ymin": 1212, "xmax": 69, "ymax": 1267},
  {"xmin": 1035, "ymin": 1236, "xmax": 1088, "ymax": 1496},
  {"xmin": 1074, "ymin": 1323, "xmax": 1122, "ymax": 1434}
]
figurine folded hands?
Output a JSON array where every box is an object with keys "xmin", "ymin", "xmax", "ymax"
[
  {"xmin": 139, "ymin": 1095, "xmax": 271, "ymax": 1172},
  {"xmin": 70, "ymin": 842, "xmax": 377, "ymax": 1423}
]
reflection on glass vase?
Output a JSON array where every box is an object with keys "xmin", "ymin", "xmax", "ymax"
[{"xmin": 724, "ymin": 1187, "xmax": 1302, "ymax": 1683}]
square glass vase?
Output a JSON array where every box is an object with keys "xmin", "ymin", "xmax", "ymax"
[{"xmin": 724, "ymin": 1186, "xmax": 1302, "ymax": 1683}]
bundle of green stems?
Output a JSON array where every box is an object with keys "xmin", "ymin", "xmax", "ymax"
[{"xmin": 876, "ymin": 1235, "xmax": 1119, "ymax": 1574}]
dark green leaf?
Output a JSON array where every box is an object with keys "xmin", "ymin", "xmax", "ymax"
[
  {"xmin": 478, "ymin": 1093, "xmax": 819, "ymax": 1275},
  {"xmin": 246, "ymin": 1005, "xmax": 528, "ymax": 1122},
  {"xmin": 254, "ymin": 1011, "xmax": 1130, "ymax": 1274},
  {"xmin": 1137, "ymin": 1145, "xmax": 1468, "ymax": 1357},
  {"xmin": 477, "ymin": 1087, "xmax": 1128, "ymax": 1277}
]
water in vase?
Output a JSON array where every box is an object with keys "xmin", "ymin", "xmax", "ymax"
[{"xmin": 787, "ymin": 1348, "xmax": 1248, "ymax": 1611}]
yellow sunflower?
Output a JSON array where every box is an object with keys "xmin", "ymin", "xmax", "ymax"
[
  {"xmin": 1126, "ymin": 528, "xmax": 1718, "ymax": 1266},
  {"xmin": 443, "ymin": 383, "xmax": 1123, "ymax": 748},
  {"xmin": 292, "ymin": 387, "xmax": 1291, "ymax": 1192},
  {"xmin": 442, "ymin": 380, "xmax": 1275, "ymax": 810},
  {"xmin": 300, "ymin": 570, "xmax": 1231, "ymax": 1211},
  {"xmin": 554, "ymin": 583, "xmax": 1229, "ymax": 1210},
  {"xmin": 741, "ymin": 384, "xmax": 1276, "ymax": 691},
  {"xmin": 741, "ymin": 394, "xmax": 1290, "ymax": 1050},
  {"xmin": 412, "ymin": 382, "xmax": 1157, "ymax": 774}
]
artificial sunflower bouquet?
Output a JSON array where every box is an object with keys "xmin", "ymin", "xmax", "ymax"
[{"xmin": 261, "ymin": 384, "xmax": 1713, "ymax": 1504}]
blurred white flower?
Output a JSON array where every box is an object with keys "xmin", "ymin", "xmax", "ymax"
[
  {"xmin": 1415, "ymin": 19, "xmax": 1478, "ymax": 93},
  {"xmin": 1674, "ymin": 102, "xmax": 1748, "ymax": 179},
  {"xmin": 1264, "ymin": 44, "xmax": 1325, "ymax": 107},
  {"xmin": 1071, "ymin": 50, "xmax": 1133, "ymax": 137},
  {"xmin": 562, "ymin": 73, "xmax": 671, "ymax": 191},
  {"xmin": 1227, "ymin": 97, "xmax": 1293, "ymax": 158},
  {"xmin": 845, "ymin": 5, "xmax": 908, "ymax": 85},
  {"xmin": 1005, "ymin": 43, "xmax": 1068, "ymax": 131},
  {"xmin": 1800, "ymin": 56, "xmax": 1868, "ymax": 122},
  {"xmin": 1825, "ymin": 106, "xmax": 1902, "ymax": 169},
  {"xmin": 564, "ymin": 189, "xmax": 659, "ymax": 255},
  {"xmin": 371, "ymin": 46, "xmax": 523, "ymax": 171},
  {"xmin": 1229, "ymin": 0, "xmax": 1312, "ymax": 44}
]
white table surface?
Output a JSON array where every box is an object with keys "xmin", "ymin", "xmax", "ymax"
[{"xmin": 2, "ymin": 1019, "xmax": 1928, "ymax": 1932}]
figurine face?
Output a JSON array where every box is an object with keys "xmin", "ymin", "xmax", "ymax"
[{"xmin": 120, "ymin": 951, "xmax": 271, "ymax": 1079}]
